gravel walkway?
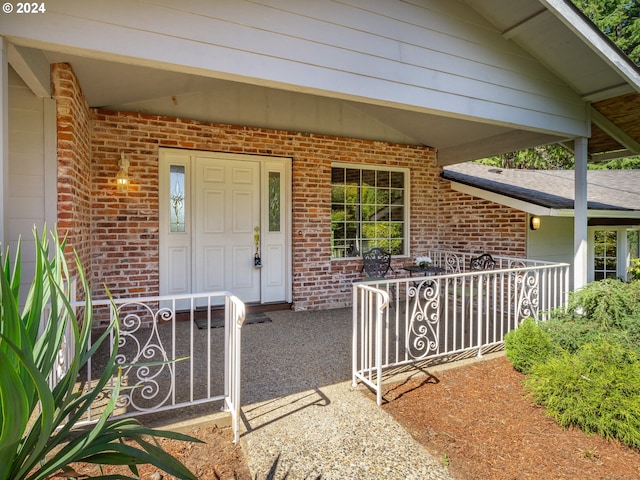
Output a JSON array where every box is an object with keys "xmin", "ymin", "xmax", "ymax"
[{"xmin": 238, "ymin": 308, "xmax": 454, "ymax": 480}]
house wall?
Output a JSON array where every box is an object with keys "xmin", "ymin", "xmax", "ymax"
[
  {"xmin": 52, "ymin": 63, "xmax": 92, "ymax": 282},
  {"xmin": 88, "ymin": 110, "xmax": 439, "ymax": 309},
  {"xmin": 435, "ymin": 179, "xmax": 527, "ymax": 257},
  {"xmin": 53, "ymin": 62, "xmax": 530, "ymax": 310},
  {"xmin": 7, "ymin": 66, "xmax": 55, "ymax": 299}
]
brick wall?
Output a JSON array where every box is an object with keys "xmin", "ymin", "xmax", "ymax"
[
  {"xmin": 52, "ymin": 63, "xmax": 92, "ymax": 284},
  {"xmin": 89, "ymin": 112, "xmax": 439, "ymax": 309},
  {"xmin": 436, "ymin": 177, "xmax": 527, "ymax": 257},
  {"xmin": 54, "ymin": 63, "xmax": 526, "ymax": 311}
]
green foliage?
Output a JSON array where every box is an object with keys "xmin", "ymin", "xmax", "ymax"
[
  {"xmin": 506, "ymin": 279, "xmax": 640, "ymax": 450},
  {"xmin": 565, "ymin": 278, "xmax": 640, "ymax": 330},
  {"xmin": 540, "ymin": 280, "xmax": 640, "ymax": 355},
  {"xmin": 525, "ymin": 341, "xmax": 640, "ymax": 449},
  {"xmin": 0, "ymin": 230, "xmax": 200, "ymax": 480},
  {"xmin": 476, "ymin": 145, "xmax": 574, "ymax": 170},
  {"xmin": 588, "ymin": 156, "xmax": 640, "ymax": 170},
  {"xmin": 629, "ymin": 258, "xmax": 640, "ymax": 281},
  {"xmin": 504, "ymin": 318, "xmax": 554, "ymax": 374},
  {"xmin": 571, "ymin": 0, "xmax": 640, "ymax": 64}
]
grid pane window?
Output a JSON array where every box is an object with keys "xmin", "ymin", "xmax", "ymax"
[
  {"xmin": 331, "ymin": 165, "xmax": 407, "ymax": 258},
  {"xmin": 594, "ymin": 230, "xmax": 617, "ymax": 280}
]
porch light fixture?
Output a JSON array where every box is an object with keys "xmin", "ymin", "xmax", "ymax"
[
  {"xmin": 530, "ymin": 215, "xmax": 541, "ymax": 231},
  {"xmin": 116, "ymin": 153, "xmax": 130, "ymax": 191}
]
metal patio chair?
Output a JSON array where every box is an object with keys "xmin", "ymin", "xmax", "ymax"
[
  {"xmin": 361, "ymin": 247, "xmax": 394, "ymax": 281},
  {"xmin": 469, "ymin": 253, "xmax": 497, "ymax": 271}
]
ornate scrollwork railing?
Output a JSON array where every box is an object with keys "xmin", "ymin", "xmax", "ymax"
[
  {"xmin": 114, "ymin": 303, "xmax": 175, "ymax": 412},
  {"xmin": 407, "ymin": 279, "xmax": 440, "ymax": 359}
]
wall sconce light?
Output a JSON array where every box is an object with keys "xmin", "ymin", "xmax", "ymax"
[
  {"xmin": 530, "ymin": 215, "xmax": 541, "ymax": 231},
  {"xmin": 116, "ymin": 153, "xmax": 130, "ymax": 191}
]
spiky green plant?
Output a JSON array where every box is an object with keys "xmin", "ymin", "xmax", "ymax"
[{"xmin": 0, "ymin": 230, "xmax": 200, "ymax": 480}]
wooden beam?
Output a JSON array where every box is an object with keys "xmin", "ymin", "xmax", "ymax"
[{"xmin": 590, "ymin": 106, "xmax": 640, "ymax": 154}]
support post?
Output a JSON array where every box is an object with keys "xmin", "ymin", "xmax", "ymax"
[{"xmin": 574, "ymin": 137, "xmax": 588, "ymax": 290}]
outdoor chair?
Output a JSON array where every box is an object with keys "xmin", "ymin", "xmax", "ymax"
[
  {"xmin": 449, "ymin": 253, "xmax": 497, "ymax": 314},
  {"xmin": 469, "ymin": 253, "xmax": 497, "ymax": 271},
  {"xmin": 361, "ymin": 247, "xmax": 398, "ymax": 307},
  {"xmin": 362, "ymin": 247, "xmax": 394, "ymax": 281}
]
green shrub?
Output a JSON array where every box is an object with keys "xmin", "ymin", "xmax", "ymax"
[
  {"xmin": 0, "ymin": 230, "xmax": 200, "ymax": 480},
  {"xmin": 504, "ymin": 318, "xmax": 554, "ymax": 374},
  {"xmin": 541, "ymin": 279, "xmax": 640, "ymax": 355},
  {"xmin": 525, "ymin": 341, "xmax": 640, "ymax": 449},
  {"xmin": 629, "ymin": 258, "xmax": 640, "ymax": 281},
  {"xmin": 565, "ymin": 278, "xmax": 640, "ymax": 330}
]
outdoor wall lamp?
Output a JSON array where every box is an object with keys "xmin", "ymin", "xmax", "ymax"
[
  {"xmin": 530, "ymin": 215, "xmax": 541, "ymax": 231},
  {"xmin": 116, "ymin": 153, "xmax": 130, "ymax": 191}
]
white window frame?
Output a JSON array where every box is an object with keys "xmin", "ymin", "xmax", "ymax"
[
  {"xmin": 330, "ymin": 162, "xmax": 410, "ymax": 259},
  {"xmin": 588, "ymin": 226, "xmax": 630, "ymax": 282}
]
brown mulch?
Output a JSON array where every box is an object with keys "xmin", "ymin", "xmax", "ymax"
[
  {"xmin": 55, "ymin": 425, "xmax": 251, "ymax": 480},
  {"xmin": 57, "ymin": 355, "xmax": 640, "ymax": 479},
  {"xmin": 382, "ymin": 355, "xmax": 640, "ymax": 480}
]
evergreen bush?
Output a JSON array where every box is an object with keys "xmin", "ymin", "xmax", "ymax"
[
  {"xmin": 504, "ymin": 318, "xmax": 554, "ymax": 374},
  {"xmin": 505, "ymin": 279, "xmax": 640, "ymax": 450},
  {"xmin": 525, "ymin": 341, "xmax": 640, "ymax": 449}
]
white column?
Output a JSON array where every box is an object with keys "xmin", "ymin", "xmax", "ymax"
[
  {"xmin": 0, "ymin": 38, "xmax": 8, "ymax": 246},
  {"xmin": 574, "ymin": 137, "xmax": 588, "ymax": 289}
]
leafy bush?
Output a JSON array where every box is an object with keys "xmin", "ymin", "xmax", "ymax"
[
  {"xmin": 0, "ymin": 231, "xmax": 200, "ymax": 480},
  {"xmin": 564, "ymin": 278, "xmax": 640, "ymax": 330},
  {"xmin": 525, "ymin": 341, "xmax": 640, "ymax": 449},
  {"xmin": 504, "ymin": 318, "xmax": 554, "ymax": 374}
]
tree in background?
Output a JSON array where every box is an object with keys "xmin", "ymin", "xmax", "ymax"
[
  {"xmin": 478, "ymin": 0, "xmax": 639, "ymax": 170},
  {"xmin": 572, "ymin": 0, "xmax": 640, "ymax": 64}
]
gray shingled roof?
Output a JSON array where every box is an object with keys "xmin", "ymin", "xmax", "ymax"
[{"xmin": 442, "ymin": 163, "xmax": 640, "ymax": 212}]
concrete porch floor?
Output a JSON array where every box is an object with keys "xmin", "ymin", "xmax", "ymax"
[
  {"xmin": 114, "ymin": 303, "xmax": 503, "ymax": 479},
  {"xmin": 234, "ymin": 307, "xmax": 456, "ymax": 479}
]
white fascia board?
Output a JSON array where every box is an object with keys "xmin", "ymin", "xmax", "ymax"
[
  {"xmin": 449, "ymin": 181, "xmax": 640, "ymax": 219},
  {"xmin": 539, "ymin": 0, "xmax": 640, "ymax": 92}
]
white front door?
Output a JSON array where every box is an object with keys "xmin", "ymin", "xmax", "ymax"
[
  {"xmin": 159, "ymin": 149, "xmax": 291, "ymax": 304},
  {"xmin": 193, "ymin": 155, "xmax": 261, "ymax": 301}
]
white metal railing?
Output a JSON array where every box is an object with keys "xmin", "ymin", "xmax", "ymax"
[
  {"xmin": 68, "ymin": 291, "xmax": 245, "ymax": 442},
  {"xmin": 352, "ymin": 252, "xmax": 570, "ymax": 405}
]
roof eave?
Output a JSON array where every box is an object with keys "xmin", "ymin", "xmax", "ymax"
[{"xmin": 447, "ymin": 180, "xmax": 640, "ymax": 219}]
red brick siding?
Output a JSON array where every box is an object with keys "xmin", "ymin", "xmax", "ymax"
[
  {"xmin": 52, "ymin": 63, "xmax": 92, "ymax": 284},
  {"xmin": 436, "ymin": 177, "xmax": 526, "ymax": 257},
  {"xmin": 53, "ymin": 63, "xmax": 527, "ymax": 311},
  {"xmin": 88, "ymin": 112, "xmax": 439, "ymax": 309}
]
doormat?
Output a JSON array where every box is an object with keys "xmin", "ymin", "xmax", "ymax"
[{"xmin": 194, "ymin": 312, "xmax": 272, "ymax": 330}]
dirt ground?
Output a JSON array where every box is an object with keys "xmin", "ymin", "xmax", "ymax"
[{"xmin": 59, "ymin": 355, "xmax": 640, "ymax": 479}]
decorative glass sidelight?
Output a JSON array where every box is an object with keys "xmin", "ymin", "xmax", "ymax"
[
  {"xmin": 169, "ymin": 165, "xmax": 185, "ymax": 232},
  {"xmin": 268, "ymin": 172, "xmax": 281, "ymax": 232}
]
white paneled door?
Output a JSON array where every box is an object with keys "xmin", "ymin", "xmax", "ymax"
[{"xmin": 159, "ymin": 149, "xmax": 291, "ymax": 305}]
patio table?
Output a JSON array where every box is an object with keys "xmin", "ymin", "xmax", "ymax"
[{"xmin": 403, "ymin": 265, "xmax": 446, "ymax": 277}]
